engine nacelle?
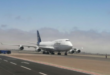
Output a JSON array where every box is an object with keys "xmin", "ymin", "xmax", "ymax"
[
  {"xmin": 69, "ymin": 49, "xmax": 75, "ymax": 54},
  {"xmin": 35, "ymin": 48, "xmax": 41, "ymax": 52},
  {"xmin": 76, "ymin": 50, "xmax": 81, "ymax": 53},
  {"xmin": 19, "ymin": 45, "xmax": 24, "ymax": 50},
  {"xmin": 69, "ymin": 48, "xmax": 81, "ymax": 54}
]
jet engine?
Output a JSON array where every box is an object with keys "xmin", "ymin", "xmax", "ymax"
[
  {"xmin": 36, "ymin": 48, "xmax": 41, "ymax": 52},
  {"xmin": 69, "ymin": 48, "xmax": 81, "ymax": 54},
  {"xmin": 69, "ymin": 49, "xmax": 75, "ymax": 54},
  {"xmin": 76, "ymin": 49, "xmax": 81, "ymax": 53},
  {"xmin": 35, "ymin": 47, "xmax": 41, "ymax": 52},
  {"xmin": 69, "ymin": 48, "xmax": 76, "ymax": 54},
  {"xmin": 19, "ymin": 45, "xmax": 24, "ymax": 50}
]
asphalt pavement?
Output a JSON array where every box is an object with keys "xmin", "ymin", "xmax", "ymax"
[{"xmin": 0, "ymin": 55, "xmax": 91, "ymax": 75}]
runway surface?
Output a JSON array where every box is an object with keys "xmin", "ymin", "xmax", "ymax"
[{"xmin": 0, "ymin": 55, "xmax": 90, "ymax": 75}]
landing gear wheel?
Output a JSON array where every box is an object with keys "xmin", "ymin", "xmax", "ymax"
[
  {"xmin": 46, "ymin": 52, "xmax": 49, "ymax": 54},
  {"xmin": 51, "ymin": 52, "xmax": 55, "ymax": 55},
  {"xmin": 64, "ymin": 53, "xmax": 67, "ymax": 55},
  {"xmin": 7, "ymin": 51, "xmax": 11, "ymax": 54},
  {"xmin": 58, "ymin": 53, "xmax": 61, "ymax": 55},
  {"xmin": 43, "ymin": 51, "xmax": 46, "ymax": 54}
]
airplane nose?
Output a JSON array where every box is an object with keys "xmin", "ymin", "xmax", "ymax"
[{"xmin": 67, "ymin": 42, "xmax": 73, "ymax": 48}]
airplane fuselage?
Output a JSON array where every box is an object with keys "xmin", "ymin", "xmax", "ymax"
[{"xmin": 39, "ymin": 39, "xmax": 73, "ymax": 52}]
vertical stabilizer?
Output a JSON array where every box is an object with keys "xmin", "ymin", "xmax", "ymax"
[{"xmin": 37, "ymin": 30, "xmax": 41, "ymax": 45}]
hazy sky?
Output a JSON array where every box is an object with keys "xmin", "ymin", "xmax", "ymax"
[
  {"xmin": 0, "ymin": 0, "xmax": 110, "ymax": 32},
  {"xmin": 0, "ymin": 0, "xmax": 110, "ymax": 54}
]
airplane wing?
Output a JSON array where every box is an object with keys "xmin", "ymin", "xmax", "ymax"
[
  {"xmin": 0, "ymin": 42, "xmax": 37, "ymax": 48},
  {"xmin": 1, "ymin": 42, "xmax": 20, "ymax": 46},
  {"xmin": 0, "ymin": 42, "xmax": 54, "ymax": 51},
  {"xmin": 22, "ymin": 45, "xmax": 37, "ymax": 48}
]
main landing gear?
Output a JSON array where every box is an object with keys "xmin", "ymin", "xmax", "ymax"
[
  {"xmin": 43, "ymin": 51, "xmax": 46, "ymax": 54},
  {"xmin": 46, "ymin": 51, "xmax": 49, "ymax": 54},
  {"xmin": 51, "ymin": 52, "xmax": 55, "ymax": 55},
  {"xmin": 42, "ymin": 51, "xmax": 49, "ymax": 54},
  {"xmin": 57, "ymin": 52, "xmax": 61, "ymax": 55},
  {"xmin": 42, "ymin": 51, "xmax": 67, "ymax": 56},
  {"xmin": 43, "ymin": 51, "xmax": 55, "ymax": 55},
  {"xmin": 64, "ymin": 51, "xmax": 67, "ymax": 55}
]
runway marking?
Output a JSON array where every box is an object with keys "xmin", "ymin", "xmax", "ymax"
[
  {"xmin": 21, "ymin": 66, "xmax": 31, "ymax": 70},
  {"xmin": 10, "ymin": 62, "xmax": 17, "ymax": 65},
  {"xmin": 21, "ymin": 62, "xmax": 29, "ymax": 64},
  {"xmin": 39, "ymin": 72, "xmax": 47, "ymax": 75},
  {"xmin": 4, "ymin": 60, "xmax": 8, "ymax": 62}
]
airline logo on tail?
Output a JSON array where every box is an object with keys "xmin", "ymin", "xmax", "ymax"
[{"xmin": 37, "ymin": 30, "xmax": 41, "ymax": 45}]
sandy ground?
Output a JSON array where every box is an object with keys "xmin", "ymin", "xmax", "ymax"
[
  {"xmin": 70, "ymin": 54, "xmax": 110, "ymax": 58},
  {"xmin": 3, "ymin": 53, "xmax": 110, "ymax": 75},
  {"xmin": 12, "ymin": 50, "xmax": 110, "ymax": 59}
]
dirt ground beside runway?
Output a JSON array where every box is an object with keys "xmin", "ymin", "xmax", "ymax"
[
  {"xmin": 70, "ymin": 54, "xmax": 110, "ymax": 58},
  {"xmin": 4, "ymin": 53, "xmax": 110, "ymax": 75}
]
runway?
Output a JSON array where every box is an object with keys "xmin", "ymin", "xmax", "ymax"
[{"xmin": 0, "ymin": 55, "xmax": 90, "ymax": 75}]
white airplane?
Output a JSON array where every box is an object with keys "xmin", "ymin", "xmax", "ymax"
[{"xmin": 1, "ymin": 30, "xmax": 81, "ymax": 55}]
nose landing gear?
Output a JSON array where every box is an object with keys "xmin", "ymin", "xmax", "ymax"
[{"xmin": 64, "ymin": 52, "xmax": 67, "ymax": 55}]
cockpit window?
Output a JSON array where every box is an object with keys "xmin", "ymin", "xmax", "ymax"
[{"xmin": 66, "ymin": 40, "xmax": 69, "ymax": 41}]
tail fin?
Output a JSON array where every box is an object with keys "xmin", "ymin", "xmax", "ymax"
[{"xmin": 37, "ymin": 30, "xmax": 41, "ymax": 45}]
